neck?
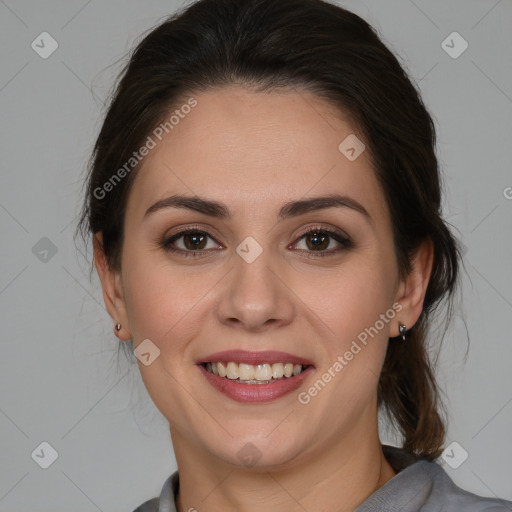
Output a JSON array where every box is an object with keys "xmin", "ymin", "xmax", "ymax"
[{"xmin": 171, "ymin": 416, "xmax": 397, "ymax": 512}]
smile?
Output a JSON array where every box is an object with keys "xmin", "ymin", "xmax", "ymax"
[
  {"xmin": 203, "ymin": 361, "xmax": 307, "ymax": 384},
  {"xmin": 197, "ymin": 350, "xmax": 315, "ymax": 403}
]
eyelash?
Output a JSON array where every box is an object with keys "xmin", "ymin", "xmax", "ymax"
[{"xmin": 160, "ymin": 224, "xmax": 353, "ymax": 259}]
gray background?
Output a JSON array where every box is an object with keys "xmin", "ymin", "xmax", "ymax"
[{"xmin": 1, "ymin": 0, "xmax": 511, "ymax": 510}]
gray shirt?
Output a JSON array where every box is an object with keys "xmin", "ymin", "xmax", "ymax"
[{"xmin": 133, "ymin": 445, "xmax": 512, "ymax": 511}]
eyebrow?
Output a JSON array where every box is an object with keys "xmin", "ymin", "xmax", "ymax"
[{"xmin": 144, "ymin": 193, "xmax": 372, "ymax": 224}]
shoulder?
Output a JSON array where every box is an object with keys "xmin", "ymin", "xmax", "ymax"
[
  {"xmin": 423, "ymin": 462, "xmax": 512, "ymax": 511},
  {"xmin": 132, "ymin": 497, "xmax": 159, "ymax": 512},
  {"xmin": 131, "ymin": 472, "xmax": 178, "ymax": 512},
  {"xmin": 357, "ymin": 446, "xmax": 512, "ymax": 512}
]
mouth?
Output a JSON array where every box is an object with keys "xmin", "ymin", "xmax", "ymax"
[
  {"xmin": 196, "ymin": 350, "xmax": 315, "ymax": 403},
  {"xmin": 202, "ymin": 361, "xmax": 310, "ymax": 384}
]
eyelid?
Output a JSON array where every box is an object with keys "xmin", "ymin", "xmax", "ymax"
[
  {"xmin": 287, "ymin": 224, "xmax": 353, "ymax": 256},
  {"xmin": 164, "ymin": 223, "xmax": 224, "ymax": 241},
  {"xmin": 292, "ymin": 223, "xmax": 351, "ymax": 243},
  {"xmin": 161, "ymin": 225, "xmax": 224, "ymax": 255},
  {"xmin": 160, "ymin": 223, "xmax": 353, "ymax": 257}
]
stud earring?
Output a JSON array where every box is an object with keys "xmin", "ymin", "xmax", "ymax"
[
  {"xmin": 115, "ymin": 323, "xmax": 121, "ymax": 332},
  {"xmin": 398, "ymin": 323, "xmax": 407, "ymax": 342}
]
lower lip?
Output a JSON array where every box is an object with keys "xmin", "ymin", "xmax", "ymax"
[{"xmin": 197, "ymin": 364, "xmax": 314, "ymax": 403}]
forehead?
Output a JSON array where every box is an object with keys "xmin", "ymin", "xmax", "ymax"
[{"xmin": 125, "ymin": 86, "xmax": 387, "ymax": 224}]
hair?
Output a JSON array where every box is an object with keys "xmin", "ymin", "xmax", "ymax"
[{"xmin": 77, "ymin": 0, "xmax": 462, "ymax": 461}]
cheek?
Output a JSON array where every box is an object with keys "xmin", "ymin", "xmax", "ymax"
[
  {"xmin": 120, "ymin": 247, "xmax": 213, "ymax": 418},
  {"xmin": 297, "ymin": 259, "xmax": 397, "ymax": 346},
  {"xmin": 121, "ymin": 245, "xmax": 214, "ymax": 345},
  {"xmin": 299, "ymin": 264, "xmax": 396, "ymax": 417},
  {"xmin": 294, "ymin": 255, "xmax": 397, "ymax": 412}
]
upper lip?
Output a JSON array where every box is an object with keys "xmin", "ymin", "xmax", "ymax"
[{"xmin": 197, "ymin": 350, "xmax": 315, "ymax": 367}]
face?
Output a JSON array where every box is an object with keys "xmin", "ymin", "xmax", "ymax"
[{"xmin": 98, "ymin": 86, "xmax": 412, "ymax": 471}]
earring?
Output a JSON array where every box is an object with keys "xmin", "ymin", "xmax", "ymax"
[
  {"xmin": 398, "ymin": 324, "xmax": 407, "ymax": 342},
  {"xmin": 115, "ymin": 323, "xmax": 121, "ymax": 332}
]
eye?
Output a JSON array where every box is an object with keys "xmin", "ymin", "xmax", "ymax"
[
  {"xmin": 161, "ymin": 228, "xmax": 223, "ymax": 257},
  {"xmin": 160, "ymin": 225, "xmax": 352, "ymax": 258},
  {"xmin": 290, "ymin": 226, "xmax": 352, "ymax": 257}
]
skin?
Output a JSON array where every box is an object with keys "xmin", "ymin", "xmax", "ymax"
[{"xmin": 94, "ymin": 86, "xmax": 433, "ymax": 512}]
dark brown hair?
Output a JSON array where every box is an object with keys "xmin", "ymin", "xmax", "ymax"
[{"xmin": 77, "ymin": 0, "xmax": 461, "ymax": 461}]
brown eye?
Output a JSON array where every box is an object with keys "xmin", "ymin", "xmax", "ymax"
[
  {"xmin": 161, "ymin": 229, "xmax": 222, "ymax": 256},
  {"xmin": 291, "ymin": 227, "xmax": 353, "ymax": 257},
  {"xmin": 305, "ymin": 231, "xmax": 330, "ymax": 251},
  {"xmin": 182, "ymin": 232, "xmax": 207, "ymax": 250},
  {"xmin": 161, "ymin": 226, "xmax": 352, "ymax": 259}
]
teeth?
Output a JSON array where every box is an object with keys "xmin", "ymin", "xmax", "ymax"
[
  {"xmin": 239, "ymin": 363, "xmax": 254, "ymax": 380},
  {"xmin": 272, "ymin": 362, "xmax": 284, "ymax": 379},
  {"xmin": 217, "ymin": 361, "xmax": 227, "ymax": 378},
  {"xmin": 226, "ymin": 361, "xmax": 239, "ymax": 379},
  {"xmin": 205, "ymin": 361, "xmax": 306, "ymax": 381},
  {"xmin": 255, "ymin": 363, "xmax": 273, "ymax": 380}
]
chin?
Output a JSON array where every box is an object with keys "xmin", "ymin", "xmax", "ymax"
[{"xmin": 207, "ymin": 432, "xmax": 307, "ymax": 471}]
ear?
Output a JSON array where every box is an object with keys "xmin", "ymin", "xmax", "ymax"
[
  {"xmin": 392, "ymin": 238, "xmax": 434, "ymax": 336},
  {"xmin": 93, "ymin": 233, "xmax": 131, "ymax": 341}
]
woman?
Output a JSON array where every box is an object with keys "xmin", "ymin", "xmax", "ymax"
[{"xmin": 77, "ymin": 0, "xmax": 512, "ymax": 510}]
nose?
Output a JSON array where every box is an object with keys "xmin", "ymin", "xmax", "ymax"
[{"xmin": 215, "ymin": 248, "xmax": 295, "ymax": 333}]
